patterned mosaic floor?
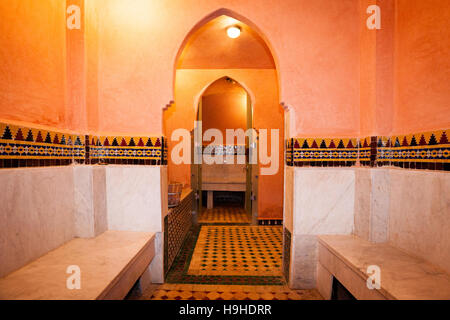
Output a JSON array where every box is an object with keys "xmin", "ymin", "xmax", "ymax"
[
  {"xmin": 188, "ymin": 226, "xmax": 283, "ymax": 277},
  {"xmin": 134, "ymin": 283, "xmax": 323, "ymax": 300},
  {"xmin": 132, "ymin": 207, "xmax": 324, "ymax": 300},
  {"xmin": 198, "ymin": 206, "xmax": 251, "ymax": 224},
  {"xmin": 165, "ymin": 225, "xmax": 285, "ymax": 285}
]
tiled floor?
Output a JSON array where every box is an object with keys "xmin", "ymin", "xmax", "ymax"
[
  {"xmin": 198, "ymin": 206, "xmax": 251, "ymax": 224},
  {"xmin": 132, "ymin": 206, "xmax": 323, "ymax": 300},
  {"xmin": 188, "ymin": 226, "xmax": 283, "ymax": 276},
  {"xmin": 136, "ymin": 283, "xmax": 323, "ymax": 300},
  {"xmin": 165, "ymin": 224, "xmax": 285, "ymax": 285}
]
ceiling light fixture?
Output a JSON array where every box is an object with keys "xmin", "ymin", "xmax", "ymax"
[{"xmin": 227, "ymin": 26, "xmax": 241, "ymax": 39}]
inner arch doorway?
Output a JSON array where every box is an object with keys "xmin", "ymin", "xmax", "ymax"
[
  {"xmin": 194, "ymin": 76, "xmax": 254, "ymax": 222},
  {"xmin": 165, "ymin": 12, "xmax": 284, "ymax": 225}
]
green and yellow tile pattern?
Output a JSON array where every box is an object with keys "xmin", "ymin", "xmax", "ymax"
[{"xmin": 188, "ymin": 226, "xmax": 283, "ymax": 277}]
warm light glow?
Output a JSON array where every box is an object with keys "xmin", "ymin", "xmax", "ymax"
[{"xmin": 227, "ymin": 26, "xmax": 241, "ymax": 39}]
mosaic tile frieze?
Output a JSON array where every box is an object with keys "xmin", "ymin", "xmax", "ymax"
[
  {"xmin": 285, "ymin": 139, "xmax": 293, "ymax": 165},
  {"xmin": 88, "ymin": 135, "xmax": 165, "ymax": 165},
  {"xmin": 286, "ymin": 129, "xmax": 449, "ymax": 171},
  {"xmin": 164, "ymin": 191, "xmax": 193, "ymax": 276},
  {"xmin": 380, "ymin": 130, "xmax": 449, "ymax": 170},
  {"xmin": 359, "ymin": 136, "xmax": 377, "ymax": 166},
  {"xmin": 0, "ymin": 121, "xmax": 166, "ymax": 168},
  {"xmin": 0, "ymin": 122, "xmax": 84, "ymax": 168},
  {"xmin": 289, "ymin": 137, "xmax": 359, "ymax": 167},
  {"xmin": 163, "ymin": 139, "xmax": 168, "ymax": 164}
]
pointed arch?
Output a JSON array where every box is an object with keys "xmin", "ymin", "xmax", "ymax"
[
  {"xmin": 172, "ymin": 8, "xmax": 281, "ymax": 100},
  {"xmin": 193, "ymin": 76, "xmax": 255, "ymax": 117}
]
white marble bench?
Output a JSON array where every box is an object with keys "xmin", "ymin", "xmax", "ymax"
[
  {"xmin": 0, "ymin": 231, "xmax": 155, "ymax": 300},
  {"xmin": 317, "ymin": 235, "xmax": 450, "ymax": 300}
]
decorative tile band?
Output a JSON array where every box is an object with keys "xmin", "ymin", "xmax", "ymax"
[
  {"xmin": 0, "ymin": 122, "xmax": 84, "ymax": 168},
  {"xmin": 88, "ymin": 135, "xmax": 166, "ymax": 165},
  {"xmin": 287, "ymin": 137, "xmax": 359, "ymax": 167},
  {"xmin": 287, "ymin": 129, "xmax": 449, "ymax": 171},
  {"xmin": 377, "ymin": 130, "xmax": 449, "ymax": 170},
  {"xmin": 359, "ymin": 136, "xmax": 377, "ymax": 166},
  {"xmin": 0, "ymin": 122, "xmax": 166, "ymax": 168}
]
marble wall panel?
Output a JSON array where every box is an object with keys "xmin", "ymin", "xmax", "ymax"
[
  {"xmin": 289, "ymin": 167, "xmax": 355, "ymax": 288},
  {"xmin": 283, "ymin": 166, "xmax": 294, "ymax": 233},
  {"xmin": 389, "ymin": 169, "xmax": 450, "ymax": 274},
  {"xmin": 105, "ymin": 166, "xmax": 163, "ymax": 233},
  {"xmin": 0, "ymin": 167, "xmax": 75, "ymax": 277},
  {"xmin": 293, "ymin": 168, "xmax": 355, "ymax": 235}
]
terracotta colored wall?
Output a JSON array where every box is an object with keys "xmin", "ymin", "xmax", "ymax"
[
  {"xmin": 67, "ymin": 0, "xmax": 87, "ymax": 133},
  {"xmin": 85, "ymin": 1, "xmax": 100, "ymax": 133},
  {"xmin": 359, "ymin": 0, "xmax": 377, "ymax": 137},
  {"xmin": 0, "ymin": 0, "xmax": 67, "ymax": 130},
  {"xmin": 86, "ymin": 0, "xmax": 163, "ymax": 135},
  {"xmin": 166, "ymin": 69, "xmax": 284, "ymax": 219},
  {"xmin": 3, "ymin": 1, "xmax": 447, "ymax": 139},
  {"xmin": 394, "ymin": 0, "xmax": 450, "ymax": 134},
  {"xmin": 202, "ymin": 93, "xmax": 247, "ymax": 138},
  {"xmin": 375, "ymin": 0, "xmax": 395, "ymax": 136},
  {"xmin": 359, "ymin": 0, "xmax": 395, "ymax": 137},
  {"xmin": 0, "ymin": 0, "xmax": 362, "ymax": 138},
  {"xmin": 359, "ymin": 0, "xmax": 450, "ymax": 137},
  {"xmin": 83, "ymin": 0, "xmax": 360, "ymax": 137}
]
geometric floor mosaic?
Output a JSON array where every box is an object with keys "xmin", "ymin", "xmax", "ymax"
[
  {"xmin": 198, "ymin": 206, "xmax": 251, "ymax": 224},
  {"xmin": 133, "ymin": 283, "xmax": 323, "ymax": 300},
  {"xmin": 128, "ymin": 206, "xmax": 323, "ymax": 300},
  {"xmin": 187, "ymin": 226, "xmax": 283, "ymax": 277},
  {"xmin": 165, "ymin": 224, "xmax": 285, "ymax": 286}
]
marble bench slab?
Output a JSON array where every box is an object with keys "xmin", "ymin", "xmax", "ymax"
[
  {"xmin": 0, "ymin": 230, "xmax": 155, "ymax": 300},
  {"xmin": 318, "ymin": 235, "xmax": 450, "ymax": 300}
]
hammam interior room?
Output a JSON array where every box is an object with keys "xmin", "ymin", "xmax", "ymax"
[{"xmin": 0, "ymin": 0, "xmax": 449, "ymax": 302}]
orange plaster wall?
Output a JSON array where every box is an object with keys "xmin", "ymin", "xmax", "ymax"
[
  {"xmin": 359, "ymin": 0, "xmax": 377, "ymax": 137},
  {"xmin": 359, "ymin": 0, "xmax": 395, "ymax": 137},
  {"xmin": 67, "ymin": 0, "xmax": 87, "ymax": 133},
  {"xmin": 87, "ymin": 0, "xmax": 164, "ymax": 136},
  {"xmin": 6, "ymin": 1, "xmax": 447, "ymax": 140},
  {"xmin": 0, "ymin": 0, "xmax": 67, "ymax": 130},
  {"xmin": 202, "ymin": 86, "xmax": 247, "ymax": 138},
  {"xmin": 280, "ymin": 1, "xmax": 360, "ymax": 138},
  {"xmin": 84, "ymin": 0, "xmax": 360, "ymax": 137},
  {"xmin": 85, "ymin": 1, "xmax": 100, "ymax": 133},
  {"xmin": 166, "ymin": 69, "xmax": 284, "ymax": 219},
  {"xmin": 81, "ymin": 0, "xmax": 450, "ymax": 137},
  {"xmin": 0, "ymin": 1, "xmax": 362, "ymax": 137},
  {"xmin": 394, "ymin": 0, "xmax": 450, "ymax": 134},
  {"xmin": 375, "ymin": 0, "xmax": 395, "ymax": 136}
]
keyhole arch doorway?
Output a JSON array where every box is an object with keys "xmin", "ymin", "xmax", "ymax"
[
  {"xmin": 193, "ymin": 76, "xmax": 255, "ymax": 221},
  {"xmin": 165, "ymin": 10, "xmax": 285, "ymax": 225}
]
